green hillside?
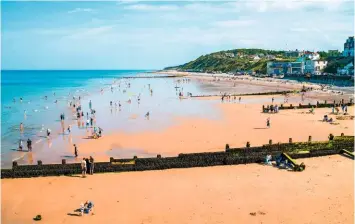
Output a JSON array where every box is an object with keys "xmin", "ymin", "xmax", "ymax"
[
  {"xmin": 165, "ymin": 49, "xmax": 291, "ymax": 73},
  {"xmin": 165, "ymin": 48, "xmax": 352, "ymax": 74}
]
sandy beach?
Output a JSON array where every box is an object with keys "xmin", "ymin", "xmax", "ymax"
[
  {"xmin": 2, "ymin": 73, "xmax": 354, "ymax": 224},
  {"xmin": 2, "ymin": 155, "xmax": 353, "ymax": 224}
]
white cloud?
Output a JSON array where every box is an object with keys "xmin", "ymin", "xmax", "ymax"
[
  {"xmin": 124, "ymin": 4, "xmax": 179, "ymax": 11},
  {"xmin": 68, "ymin": 8, "xmax": 94, "ymax": 14},
  {"xmin": 213, "ymin": 19, "xmax": 256, "ymax": 28}
]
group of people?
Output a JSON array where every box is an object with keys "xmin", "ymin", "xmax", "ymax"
[
  {"xmin": 79, "ymin": 201, "xmax": 94, "ymax": 216},
  {"xmin": 81, "ymin": 156, "xmax": 95, "ymax": 177},
  {"xmin": 221, "ymin": 94, "xmax": 241, "ymax": 103},
  {"xmin": 262, "ymin": 104, "xmax": 279, "ymax": 113},
  {"xmin": 18, "ymin": 138, "xmax": 32, "ymax": 151},
  {"xmin": 332, "ymin": 104, "xmax": 348, "ymax": 115}
]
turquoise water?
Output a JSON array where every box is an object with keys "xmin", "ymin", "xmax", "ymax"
[{"xmin": 1, "ymin": 70, "xmax": 146, "ymax": 166}]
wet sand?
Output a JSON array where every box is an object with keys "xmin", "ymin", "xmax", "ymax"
[
  {"xmin": 75, "ymin": 94, "xmax": 354, "ymax": 162},
  {"xmin": 2, "ymin": 155, "xmax": 353, "ymax": 224}
]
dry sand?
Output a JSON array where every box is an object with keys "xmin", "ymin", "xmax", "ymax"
[{"xmin": 2, "ymin": 155, "xmax": 353, "ymax": 224}]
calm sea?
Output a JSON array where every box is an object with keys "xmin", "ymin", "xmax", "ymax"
[{"xmin": 1, "ymin": 70, "xmax": 145, "ymax": 165}]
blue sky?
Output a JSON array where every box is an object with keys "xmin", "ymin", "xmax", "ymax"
[{"xmin": 1, "ymin": 0, "xmax": 354, "ymax": 70}]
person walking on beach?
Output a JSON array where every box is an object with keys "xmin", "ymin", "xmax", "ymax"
[
  {"xmin": 89, "ymin": 100, "xmax": 92, "ymax": 110},
  {"xmin": 89, "ymin": 156, "xmax": 95, "ymax": 175},
  {"xmin": 239, "ymin": 97, "xmax": 241, "ymax": 103},
  {"xmin": 90, "ymin": 117, "xmax": 93, "ymax": 127},
  {"xmin": 67, "ymin": 125, "xmax": 71, "ymax": 134},
  {"xmin": 266, "ymin": 118, "xmax": 271, "ymax": 128},
  {"xmin": 145, "ymin": 111, "xmax": 150, "ymax": 120},
  {"xmin": 74, "ymin": 144, "xmax": 78, "ymax": 157},
  {"xmin": 27, "ymin": 138, "xmax": 32, "ymax": 152},
  {"xmin": 81, "ymin": 158, "xmax": 87, "ymax": 177},
  {"xmin": 272, "ymin": 97, "xmax": 274, "ymax": 103},
  {"xmin": 85, "ymin": 158, "xmax": 91, "ymax": 175}
]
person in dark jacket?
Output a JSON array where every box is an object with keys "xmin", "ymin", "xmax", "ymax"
[{"xmin": 85, "ymin": 158, "xmax": 91, "ymax": 174}]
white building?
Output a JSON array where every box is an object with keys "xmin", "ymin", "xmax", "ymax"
[
  {"xmin": 253, "ymin": 55, "xmax": 260, "ymax": 61},
  {"xmin": 304, "ymin": 60, "xmax": 327, "ymax": 75},
  {"xmin": 265, "ymin": 55, "xmax": 276, "ymax": 60}
]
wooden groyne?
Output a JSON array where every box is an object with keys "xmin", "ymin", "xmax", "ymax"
[
  {"xmin": 120, "ymin": 75, "xmax": 185, "ymax": 79},
  {"xmin": 1, "ymin": 135, "xmax": 353, "ymax": 179},
  {"xmin": 191, "ymin": 90, "xmax": 294, "ymax": 98}
]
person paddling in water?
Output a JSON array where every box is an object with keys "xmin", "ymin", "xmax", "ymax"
[
  {"xmin": 27, "ymin": 138, "xmax": 32, "ymax": 152},
  {"xmin": 46, "ymin": 128, "xmax": 51, "ymax": 138},
  {"xmin": 20, "ymin": 123, "xmax": 24, "ymax": 133},
  {"xmin": 145, "ymin": 111, "xmax": 150, "ymax": 120}
]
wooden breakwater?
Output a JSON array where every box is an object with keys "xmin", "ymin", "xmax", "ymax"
[
  {"xmin": 121, "ymin": 75, "xmax": 185, "ymax": 79},
  {"xmin": 191, "ymin": 90, "xmax": 294, "ymax": 98},
  {"xmin": 1, "ymin": 135, "xmax": 353, "ymax": 179},
  {"xmin": 276, "ymin": 100, "xmax": 354, "ymax": 111}
]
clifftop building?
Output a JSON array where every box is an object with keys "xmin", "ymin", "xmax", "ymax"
[{"xmin": 343, "ymin": 36, "xmax": 354, "ymax": 57}]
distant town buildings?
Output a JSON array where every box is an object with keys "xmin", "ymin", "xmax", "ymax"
[
  {"xmin": 337, "ymin": 62, "xmax": 354, "ymax": 75},
  {"xmin": 298, "ymin": 51, "xmax": 320, "ymax": 60},
  {"xmin": 284, "ymin": 50, "xmax": 302, "ymax": 58},
  {"xmin": 266, "ymin": 61, "xmax": 304, "ymax": 75},
  {"xmin": 343, "ymin": 36, "xmax": 354, "ymax": 57}
]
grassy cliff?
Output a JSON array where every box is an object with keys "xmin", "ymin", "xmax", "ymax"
[
  {"xmin": 165, "ymin": 49, "xmax": 288, "ymax": 73},
  {"xmin": 165, "ymin": 48, "xmax": 353, "ymax": 74}
]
